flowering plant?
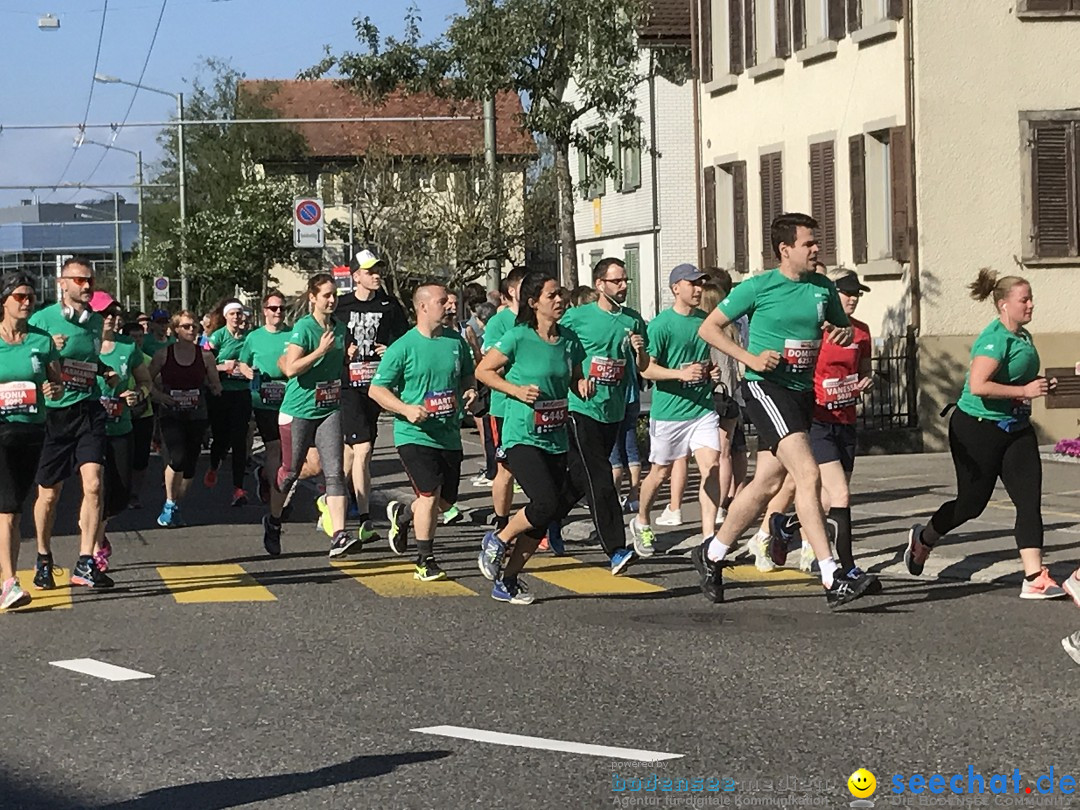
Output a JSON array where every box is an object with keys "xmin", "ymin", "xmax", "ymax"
[{"xmin": 1054, "ymin": 438, "xmax": 1080, "ymax": 457}]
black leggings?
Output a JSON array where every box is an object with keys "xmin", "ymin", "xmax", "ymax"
[
  {"xmin": 103, "ymin": 433, "xmax": 133, "ymax": 519},
  {"xmin": 929, "ymin": 409, "xmax": 1043, "ymax": 550},
  {"xmin": 161, "ymin": 416, "xmax": 208, "ymax": 480},
  {"xmin": 131, "ymin": 415, "xmax": 154, "ymax": 473},
  {"xmin": 505, "ymin": 444, "xmax": 579, "ymax": 540},
  {"xmin": 209, "ymin": 389, "xmax": 252, "ymax": 488}
]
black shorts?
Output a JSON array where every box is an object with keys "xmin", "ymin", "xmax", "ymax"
[
  {"xmin": 0, "ymin": 423, "xmax": 45, "ymax": 513},
  {"xmin": 488, "ymin": 414, "xmax": 508, "ymax": 464},
  {"xmin": 341, "ymin": 387, "xmax": 381, "ymax": 445},
  {"xmin": 397, "ymin": 444, "xmax": 463, "ymax": 504},
  {"xmin": 36, "ymin": 400, "xmax": 108, "ymax": 487},
  {"xmin": 253, "ymin": 407, "xmax": 281, "ymax": 444},
  {"xmin": 810, "ymin": 420, "xmax": 857, "ymax": 473},
  {"xmin": 740, "ymin": 379, "xmax": 814, "ymax": 454}
]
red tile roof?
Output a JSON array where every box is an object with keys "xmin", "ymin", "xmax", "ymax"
[
  {"xmin": 239, "ymin": 80, "xmax": 537, "ymax": 160},
  {"xmin": 638, "ymin": 0, "xmax": 691, "ymax": 43}
]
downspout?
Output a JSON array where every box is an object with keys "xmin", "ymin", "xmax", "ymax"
[
  {"xmin": 903, "ymin": 0, "xmax": 921, "ymax": 427},
  {"xmin": 649, "ymin": 50, "xmax": 662, "ymax": 316},
  {"xmin": 691, "ymin": 0, "xmax": 705, "ymax": 271}
]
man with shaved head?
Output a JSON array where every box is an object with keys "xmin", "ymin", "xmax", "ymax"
[{"xmin": 368, "ymin": 282, "xmax": 478, "ymax": 582}]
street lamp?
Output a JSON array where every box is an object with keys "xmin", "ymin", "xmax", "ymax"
[
  {"xmin": 72, "ymin": 188, "xmax": 122, "ymax": 300},
  {"xmin": 94, "ymin": 73, "xmax": 187, "ymax": 309}
]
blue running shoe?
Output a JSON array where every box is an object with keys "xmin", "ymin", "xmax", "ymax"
[
  {"xmin": 491, "ymin": 576, "xmax": 535, "ymax": 605},
  {"xmin": 610, "ymin": 548, "xmax": 636, "ymax": 575},
  {"xmin": 478, "ymin": 530, "xmax": 506, "ymax": 581},
  {"xmin": 157, "ymin": 500, "xmax": 178, "ymax": 528},
  {"xmin": 547, "ymin": 522, "xmax": 565, "ymax": 556}
]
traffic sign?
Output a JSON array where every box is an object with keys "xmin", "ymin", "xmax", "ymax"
[
  {"xmin": 332, "ymin": 265, "xmax": 354, "ymax": 295},
  {"xmin": 153, "ymin": 276, "xmax": 170, "ymax": 302},
  {"xmin": 293, "ymin": 197, "xmax": 324, "ymax": 248}
]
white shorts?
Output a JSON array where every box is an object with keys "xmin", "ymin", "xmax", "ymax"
[{"xmin": 648, "ymin": 412, "xmax": 721, "ymax": 466}]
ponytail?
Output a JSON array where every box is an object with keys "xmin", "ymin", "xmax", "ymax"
[{"xmin": 969, "ymin": 267, "xmax": 1028, "ymax": 306}]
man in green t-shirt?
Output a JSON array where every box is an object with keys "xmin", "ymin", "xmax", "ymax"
[
  {"xmin": 369, "ymin": 282, "xmax": 478, "ymax": 583},
  {"xmin": 696, "ymin": 212, "xmax": 869, "ymax": 610}
]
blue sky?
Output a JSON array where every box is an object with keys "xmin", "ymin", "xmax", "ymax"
[{"xmin": 0, "ymin": 0, "xmax": 464, "ymax": 206}]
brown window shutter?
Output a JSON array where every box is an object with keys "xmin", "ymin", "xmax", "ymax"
[
  {"xmin": 847, "ymin": 0, "xmax": 862, "ymax": 33},
  {"xmin": 744, "ymin": 0, "xmax": 757, "ymax": 69},
  {"xmin": 849, "ymin": 134, "xmax": 868, "ymax": 265},
  {"xmin": 776, "ymin": 0, "xmax": 792, "ymax": 58},
  {"xmin": 760, "ymin": 152, "xmax": 783, "ymax": 268},
  {"xmin": 810, "ymin": 142, "xmax": 838, "ymax": 265},
  {"xmin": 704, "ymin": 166, "xmax": 718, "ymax": 268},
  {"xmin": 701, "ymin": 0, "xmax": 714, "ymax": 83},
  {"xmin": 1031, "ymin": 121, "xmax": 1077, "ymax": 258},
  {"xmin": 889, "ymin": 125, "xmax": 910, "ymax": 262},
  {"xmin": 792, "ymin": 0, "xmax": 806, "ymax": 51},
  {"xmin": 827, "ymin": 0, "xmax": 846, "ymax": 39},
  {"xmin": 1025, "ymin": 1, "xmax": 1074, "ymax": 11},
  {"xmin": 733, "ymin": 161, "xmax": 749, "ymax": 273},
  {"xmin": 887, "ymin": 0, "xmax": 903, "ymax": 20},
  {"xmin": 729, "ymin": 0, "xmax": 744, "ymax": 73},
  {"xmin": 810, "ymin": 143, "xmax": 825, "ymax": 256}
]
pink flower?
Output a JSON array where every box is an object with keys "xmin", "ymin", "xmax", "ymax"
[{"xmin": 1054, "ymin": 438, "xmax": 1080, "ymax": 457}]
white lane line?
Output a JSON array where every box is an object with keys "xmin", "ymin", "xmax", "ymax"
[
  {"xmin": 412, "ymin": 725, "xmax": 682, "ymax": 762},
  {"xmin": 50, "ymin": 658, "xmax": 155, "ymax": 681}
]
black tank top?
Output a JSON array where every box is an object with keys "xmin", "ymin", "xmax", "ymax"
[{"xmin": 161, "ymin": 344, "xmax": 207, "ymax": 390}]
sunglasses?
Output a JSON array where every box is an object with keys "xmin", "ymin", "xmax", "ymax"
[
  {"xmin": 264, "ymin": 305, "xmax": 284, "ymax": 312},
  {"xmin": 63, "ymin": 276, "xmax": 94, "ymax": 287},
  {"xmin": 176, "ymin": 323, "xmax": 197, "ymax": 330},
  {"xmin": 9, "ymin": 292, "xmax": 35, "ymax": 303}
]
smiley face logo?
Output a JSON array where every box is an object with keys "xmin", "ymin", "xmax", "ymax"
[{"xmin": 848, "ymin": 768, "xmax": 876, "ymax": 799}]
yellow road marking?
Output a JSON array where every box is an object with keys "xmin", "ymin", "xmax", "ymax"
[
  {"xmin": 725, "ymin": 564, "xmax": 818, "ymax": 593},
  {"xmin": 156, "ymin": 564, "xmax": 277, "ymax": 603},
  {"xmin": 331, "ymin": 559, "xmax": 476, "ymax": 597},
  {"xmin": 526, "ymin": 556, "xmax": 665, "ymax": 594},
  {"xmin": 13, "ymin": 571, "xmax": 72, "ymax": 610},
  {"xmin": 989, "ymin": 500, "xmax": 1080, "ymax": 522}
]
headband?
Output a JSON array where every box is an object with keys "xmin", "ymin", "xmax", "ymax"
[
  {"xmin": 223, "ymin": 302, "xmax": 244, "ymax": 316},
  {"xmin": 0, "ymin": 274, "xmax": 35, "ymax": 302}
]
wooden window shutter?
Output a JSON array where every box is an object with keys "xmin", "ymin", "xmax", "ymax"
[
  {"xmin": 612, "ymin": 123, "xmax": 624, "ymax": 192},
  {"xmin": 887, "ymin": 0, "xmax": 903, "ymax": 20},
  {"xmin": 733, "ymin": 160, "xmax": 749, "ymax": 273},
  {"xmin": 578, "ymin": 148, "xmax": 588, "ymax": 200},
  {"xmin": 1031, "ymin": 121, "xmax": 1077, "ymax": 258},
  {"xmin": 701, "ymin": 0, "xmax": 714, "ymax": 83},
  {"xmin": 744, "ymin": 0, "xmax": 757, "ymax": 69},
  {"xmin": 827, "ymin": 0, "xmax": 846, "ymax": 39},
  {"xmin": 729, "ymin": 0, "xmax": 744, "ymax": 74},
  {"xmin": 760, "ymin": 152, "xmax": 783, "ymax": 268},
  {"xmin": 889, "ymin": 125, "xmax": 911, "ymax": 262},
  {"xmin": 810, "ymin": 142, "xmax": 838, "ymax": 265},
  {"xmin": 704, "ymin": 166, "xmax": 718, "ymax": 268},
  {"xmin": 849, "ymin": 134, "xmax": 868, "ymax": 265},
  {"xmin": 792, "ymin": 0, "xmax": 806, "ymax": 52},
  {"xmin": 847, "ymin": 0, "xmax": 862, "ymax": 33},
  {"xmin": 775, "ymin": 0, "xmax": 792, "ymax": 58}
]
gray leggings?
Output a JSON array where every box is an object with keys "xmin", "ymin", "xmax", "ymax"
[{"xmin": 277, "ymin": 410, "xmax": 346, "ymax": 498}]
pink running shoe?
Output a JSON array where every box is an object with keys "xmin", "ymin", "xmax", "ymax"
[
  {"xmin": 93, "ymin": 538, "xmax": 112, "ymax": 573},
  {"xmin": 1021, "ymin": 567, "xmax": 1066, "ymax": 600}
]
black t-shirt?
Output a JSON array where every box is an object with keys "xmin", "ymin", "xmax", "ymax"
[{"xmin": 336, "ymin": 289, "xmax": 410, "ymax": 384}]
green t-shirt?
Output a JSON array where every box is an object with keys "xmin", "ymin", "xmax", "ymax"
[
  {"xmin": 647, "ymin": 307, "xmax": 714, "ymax": 422},
  {"xmin": 0, "ymin": 326, "xmax": 59, "ymax": 425},
  {"xmin": 717, "ymin": 269, "xmax": 849, "ymax": 392},
  {"xmin": 494, "ymin": 324, "xmax": 584, "ymax": 455},
  {"xmin": 208, "ymin": 326, "xmax": 250, "ymax": 392},
  {"xmin": 279, "ymin": 315, "xmax": 347, "ymax": 421},
  {"xmin": 240, "ymin": 326, "xmax": 291, "ymax": 411},
  {"xmin": 28, "ymin": 303, "xmax": 105, "ymax": 408},
  {"xmin": 481, "ymin": 307, "xmax": 518, "ymax": 419},
  {"xmin": 561, "ymin": 302, "xmax": 649, "ymax": 425},
  {"xmin": 370, "ymin": 327, "xmax": 476, "ymax": 451},
  {"xmin": 957, "ymin": 319, "xmax": 1041, "ymax": 422},
  {"xmin": 97, "ymin": 336, "xmax": 144, "ymax": 437},
  {"xmin": 142, "ymin": 333, "xmax": 175, "ymax": 360}
]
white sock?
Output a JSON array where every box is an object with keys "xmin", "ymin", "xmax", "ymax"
[
  {"xmin": 706, "ymin": 537, "xmax": 731, "ymax": 562},
  {"xmin": 752, "ymin": 529, "xmax": 769, "ymax": 543},
  {"xmin": 819, "ymin": 557, "xmax": 839, "ymax": 588}
]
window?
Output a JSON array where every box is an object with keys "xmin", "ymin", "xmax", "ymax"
[
  {"xmin": 576, "ymin": 128, "xmax": 606, "ymax": 200},
  {"xmin": 847, "ymin": 0, "xmax": 902, "ymax": 32},
  {"xmin": 809, "ymin": 140, "xmax": 837, "ymax": 265},
  {"xmin": 589, "ymin": 249, "xmax": 604, "ymax": 273},
  {"xmin": 704, "ymin": 162, "xmax": 749, "ymax": 273},
  {"xmin": 759, "ymin": 151, "xmax": 784, "ymax": 269},
  {"xmin": 1019, "ymin": 0, "xmax": 1080, "ymax": 16},
  {"xmin": 613, "ymin": 120, "xmax": 642, "ymax": 193},
  {"xmin": 849, "ymin": 126, "xmax": 909, "ymax": 264},
  {"xmin": 1024, "ymin": 118, "xmax": 1080, "ymax": 259},
  {"xmin": 623, "ymin": 245, "xmax": 642, "ymax": 312},
  {"xmin": 793, "ymin": 0, "xmax": 847, "ymax": 49}
]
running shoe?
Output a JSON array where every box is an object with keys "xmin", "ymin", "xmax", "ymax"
[
  {"xmin": 715, "ymin": 508, "xmax": 727, "ymax": 527},
  {"xmin": 262, "ymin": 514, "xmax": 282, "ymax": 557},
  {"xmin": 904, "ymin": 524, "xmax": 932, "ymax": 576},
  {"xmin": 128, "ymin": 495, "xmax": 142, "ymax": 510},
  {"xmin": 1062, "ymin": 631, "xmax": 1080, "ymax": 666},
  {"xmin": 33, "ymin": 554, "xmax": 57, "ymax": 590},
  {"xmin": 478, "ymin": 530, "xmax": 506, "ymax": 581},
  {"xmin": 547, "ymin": 522, "xmax": 565, "ymax": 556},
  {"xmin": 71, "ymin": 556, "xmax": 114, "ymax": 589},
  {"xmin": 315, "ymin": 494, "xmax": 333, "ymax": 538},
  {"xmin": 357, "ymin": 519, "xmax": 379, "ymax": 545},
  {"xmin": 386, "ymin": 501, "xmax": 409, "ymax": 555},
  {"xmin": 537, "ymin": 536, "xmax": 551, "ymax": 552},
  {"xmin": 1020, "ymin": 568, "xmax": 1066, "ymax": 600},
  {"xmin": 0, "ymin": 578, "xmax": 31, "ymax": 610},
  {"xmin": 231, "ymin": 488, "xmax": 249, "ymax": 507},
  {"xmin": 203, "ymin": 467, "xmax": 218, "ymax": 488},
  {"xmin": 492, "ymin": 576, "xmax": 535, "ymax": 605},
  {"xmin": 1063, "ymin": 571, "xmax": 1080, "ymax": 608},
  {"xmin": 610, "ymin": 548, "xmax": 636, "ymax": 576},
  {"xmin": 767, "ymin": 512, "xmax": 794, "ymax": 566},
  {"xmin": 328, "ymin": 529, "xmax": 361, "ymax": 558},
  {"xmin": 629, "ymin": 518, "xmax": 656, "ymax": 558},
  {"xmin": 691, "ymin": 542, "xmax": 725, "ymax": 604},
  {"xmin": 93, "ymin": 537, "xmax": 112, "ymax": 573},
  {"xmin": 655, "ymin": 506, "xmax": 683, "ymax": 527},
  {"xmin": 441, "ymin": 504, "xmax": 463, "ymax": 525},
  {"xmin": 747, "ymin": 530, "xmax": 776, "ymax": 572},
  {"xmin": 824, "ymin": 570, "xmax": 871, "ymax": 609},
  {"xmin": 471, "ymin": 474, "xmax": 494, "ymax": 488},
  {"xmin": 157, "ymin": 500, "xmax": 179, "ymax": 528},
  {"xmin": 847, "ymin": 566, "xmax": 882, "ymax": 595},
  {"xmin": 414, "ymin": 557, "xmax": 448, "ymax": 582},
  {"xmin": 619, "ymin": 496, "xmax": 640, "ymax": 514},
  {"xmin": 254, "ymin": 465, "xmax": 270, "ymax": 504},
  {"xmin": 798, "ymin": 541, "xmax": 815, "ymax": 574}
]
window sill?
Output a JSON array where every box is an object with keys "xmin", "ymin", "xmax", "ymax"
[
  {"xmin": 619, "ymin": 184, "xmax": 642, "ymax": 195},
  {"xmin": 857, "ymin": 257, "xmax": 903, "ymax": 278},
  {"xmin": 746, "ymin": 58, "xmax": 785, "ymax": 82},
  {"xmin": 795, "ymin": 40, "xmax": 839, "ymax": 65},
  {"xmin": 1020, "ymin": 256, "xmax": 1080, "ymax": 267},
  {"xmin": 703, "ymin": 74, "xmax": 739, "ymax": 95},
  {"xmin": 851, "ymin": 19, "xmax": 899, "ymax": 46},
  {"xmin": 1017, "ymin": 10, "xmax": 1080, "ymax": 19}
]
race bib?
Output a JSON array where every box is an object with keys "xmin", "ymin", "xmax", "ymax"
[
  {"xmin": 1012, "ymin": 398, "xmax": 1032, "ymax": 418},
  {"xmin": 228, "ymin": 364, "xmax": 247, "ymax": 380},
  {"xmin": 589, "ymin": 356, "xmax": 626, "ymax": 386},
  {"xmin": 679, "ymin": 361, "xmax": 711, "ymax": 389},
  {"xmin": 0, "ymin": 381, "xmax": 37, "ymax": 416},
  {"xmin": 101, "ymin": 397, "xmax": 125, "ymax": 422},
  {"xmin": 61, "ymin": 359, "xmax": 97, "ymax": 393},
  {"xmin": 533, "ymin": 399, "xmax": 568, "ymax": 434},
  {"xmin": 259, "ymin": 380, "xmax": 285, "ymax": 406},
  {"xmin": 821, "ymin": 374, "xmax": 861, "ymax": 411},
  {"xmin": 424, "ymin": 389, "xmax": 457, "ymax": 418},
  {"xmin": 348, "ymin": 361, "xmax": 379, "ymax": 387},
  {"xmin": 170, "ymin": 389, "xmax": 201, "ymax": 411},
  {"xmin": 782, "ymin": 339, "xmax": 821, "ymax": 373},
  {"xmin": 315, "ymin": 379, "xmax": 341, "ymax": 409}
]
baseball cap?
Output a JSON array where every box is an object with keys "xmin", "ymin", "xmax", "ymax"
[
  {"xmin": 351, "ymin": 249, "xmax": 386, "ymax": 271},
  {"xmin": 833, "ymin": 270, "xmax": 871, "ymax": 294},
  {"xmin": 668, "ymin": 263, "xmax": 707, "ymax": 286},
  {"xmin": 89, "ymin": 291, "xmax": 119, "ymax": 312},
  {"xmin": 150, "ymin": 308, "xmax": 170, "ymax": 321}
]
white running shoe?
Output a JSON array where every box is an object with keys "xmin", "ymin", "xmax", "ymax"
[
  {"xmin": 746, "ymin": 530, "xmax": 776, "ymax": 572},
  {"xmin": 655, "ymin": 506, "xmax": 683, "ymax": 527}
]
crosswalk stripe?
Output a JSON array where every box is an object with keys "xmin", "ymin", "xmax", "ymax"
[
  {"xmin": 331, "ymin": 560, "xmax": 477, "ymax": 597},
  {"xmin": 526, "ymin": 556, "xmax": 665, "ymax": 595},
  {"xmin": 14, "ymin": 572, "xmax": 71, "ymax": 610},
  {"xmin": 156, "ymin": 564, "xmax": 277, "ymax": 603}
]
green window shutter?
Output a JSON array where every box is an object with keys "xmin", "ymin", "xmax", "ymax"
[
  {"xmin": 629, "ymin": 121, "xmax": 642, "ymax": 190},
  {"xmin": 612, "ymin": 123, "xmax": 624, "ymax": 192},
  {"xmin": 578, "ymin": 147, "xmax": 589, "ymax": 200}
]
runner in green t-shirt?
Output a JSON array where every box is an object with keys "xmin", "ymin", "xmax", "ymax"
[
  {"xmin": 205, "ymin": 300, "xmax": 252, "ymax": 504},
  {"xmin": 119, "ymin": 320, "xmax": 156, "ymax": 511},
  {"xmin": 697, "ymin": 212, "xmax": 867, "ymax": 609},
  {"xmin": 239, "ymin": 290, "xmax": 293, "ymax": 555},
  {"xmin": 370, "ymin": 282, "xmax": 479, "ymax": 582},
  {"xmin": 0, "ymin": 272, "xmax": 62, "ymax": 611},
  {"xmin": 278, "ymin": 274, "xmax": 357, "ymax": 559}
]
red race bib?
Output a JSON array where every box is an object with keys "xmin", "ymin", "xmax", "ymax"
[
  {"xmin": 100, "ymin": 397, "xmax": 125, "ymax": 422},
  {"xmin": 821, "ymin": 373, "xmax": 860, "ymax": 411},
  {"xmin": 61, "ymin": 359, "xmax": 97, "ymax": 393},
  {"xmin": 316, "ymin": 380, "xmax": 341, "ymax": 408},
  {"xmin": 0, "ymin": 381, "xmax": 38, "ymax": 416},
  {"xmin": 589, "ymin": 356, "xmax": 626, "ymax": 386},
  {"xmin": 424, "ymin": 389, "xmax": 457, "ymax": 418},
  {"xmin": 348, "ymin": 361, "xmax": 379, "ymax": 387},
  {"xmin": 782, "ymin": 339, "xmax": 821, "ymax": 373},
  {"xmin": 259, "ymin": 380, "xmax": 285, "ymax": 406},
  {"xmin": 170, "ymin": 389, "xmax": 201, "ymax": 411},
  {"xmin": 533, "ymin": 399, "xmax": 568, "ymax": 434}
]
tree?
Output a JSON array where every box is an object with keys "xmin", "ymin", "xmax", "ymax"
[{"xmin": 304, "ymin": 0, "xmax": 654, "ymax": 286}]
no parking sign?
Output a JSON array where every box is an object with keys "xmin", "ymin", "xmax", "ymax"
[
  {"xmin": 153, "ymin": 276, "xmax": 170, "ymax": 302},
  {"xmin": 293, "ymin": 198, "xmax": 324, "ymax": 248}
]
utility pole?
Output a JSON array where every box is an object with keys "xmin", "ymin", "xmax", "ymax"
[
  {"xmin": 136, "ymin": 151, "xmax": 146, "ymax": 312},
  {"xmin": 484, "ymin": 94, "xmax": 500, "ymax": 291},
  {"xmin": 177, "ymin": 91, "xmax": 189, "ymax": 310},
  {"xmin": 112, "ymin": 192, "xmax": 122, "ymax": 298}
]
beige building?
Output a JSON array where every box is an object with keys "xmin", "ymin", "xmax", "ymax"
[{"xmin": 695, "ymin": 0, "xmax": 1080, "ymax": 449}]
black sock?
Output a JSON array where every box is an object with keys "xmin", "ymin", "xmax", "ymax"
[
  {"xmin": 268, "ymin": 515, "xmax": 282, "ymax": 527},
  {"xmin": 77, "ymin": 554, "xmax": 93, "ymax": 564},
  {"xmin": 830, "ymin": 507, "xmax": 854, "ymax": 571},
  {"xmin": 358, "ymin": 512, "xmax": 370, "ymax": 524},
  {"xmin": 495, "ymin": 515, "xmax": 509, "ymax": 532},
  {"xmin": 37, "ymin": 552, "xmax": 52, "ymax": 561},
  {"xmin": 919, "ymin": 526, "xmax": 935, "ymax": 547},
  {"xmin": 417, "ymin": 540, "xmax": 434, "ymax": 561},
  {"xmin": 1024, "ymin": 571, "xmax": 1040, "ymax": 582}
]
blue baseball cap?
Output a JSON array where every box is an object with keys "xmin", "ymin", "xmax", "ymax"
[{"xmin": 668, "ymin": 263, "xmax": 707, "ymax": 286}]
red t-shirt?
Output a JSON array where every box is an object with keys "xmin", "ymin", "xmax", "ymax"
[{"xmin": 813, "ymin": 317, "xmax": 872, "ymax": 425}]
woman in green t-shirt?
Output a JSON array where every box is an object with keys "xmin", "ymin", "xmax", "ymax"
[
  {"xmin": 0, "ymin": 272, "xmax": 62, "ymax": 611},
  {"xmin": 475, "ymin": 270, "xmax": 590, "ymax": 605},
  {"xmin": 905, "ymin": 269, "xmax": 1063, "ymax": 600},
  {"xmin": 205, "ymin": 298, "xmax": 252, "ymax": 505}
]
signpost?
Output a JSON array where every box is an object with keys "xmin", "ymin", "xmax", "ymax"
[
  {"xmin": 153, "ymin": 276, "xmax": 170, "ymax": 302},
  {"xmin": 293, "ymin": 197, "xmax": 324, "ymax": 248},
  {"xmin": 331, "ymin": 265, "xmax": 354, "ymax": 295}
]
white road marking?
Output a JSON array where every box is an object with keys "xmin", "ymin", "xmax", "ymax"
[
  {"xmin": 412, "ymin": 725, "xmax": 683, "ymax": 762},
  {"xmin": 50, "ymin": 658, "xmax": 155, "ymax": 681}
]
